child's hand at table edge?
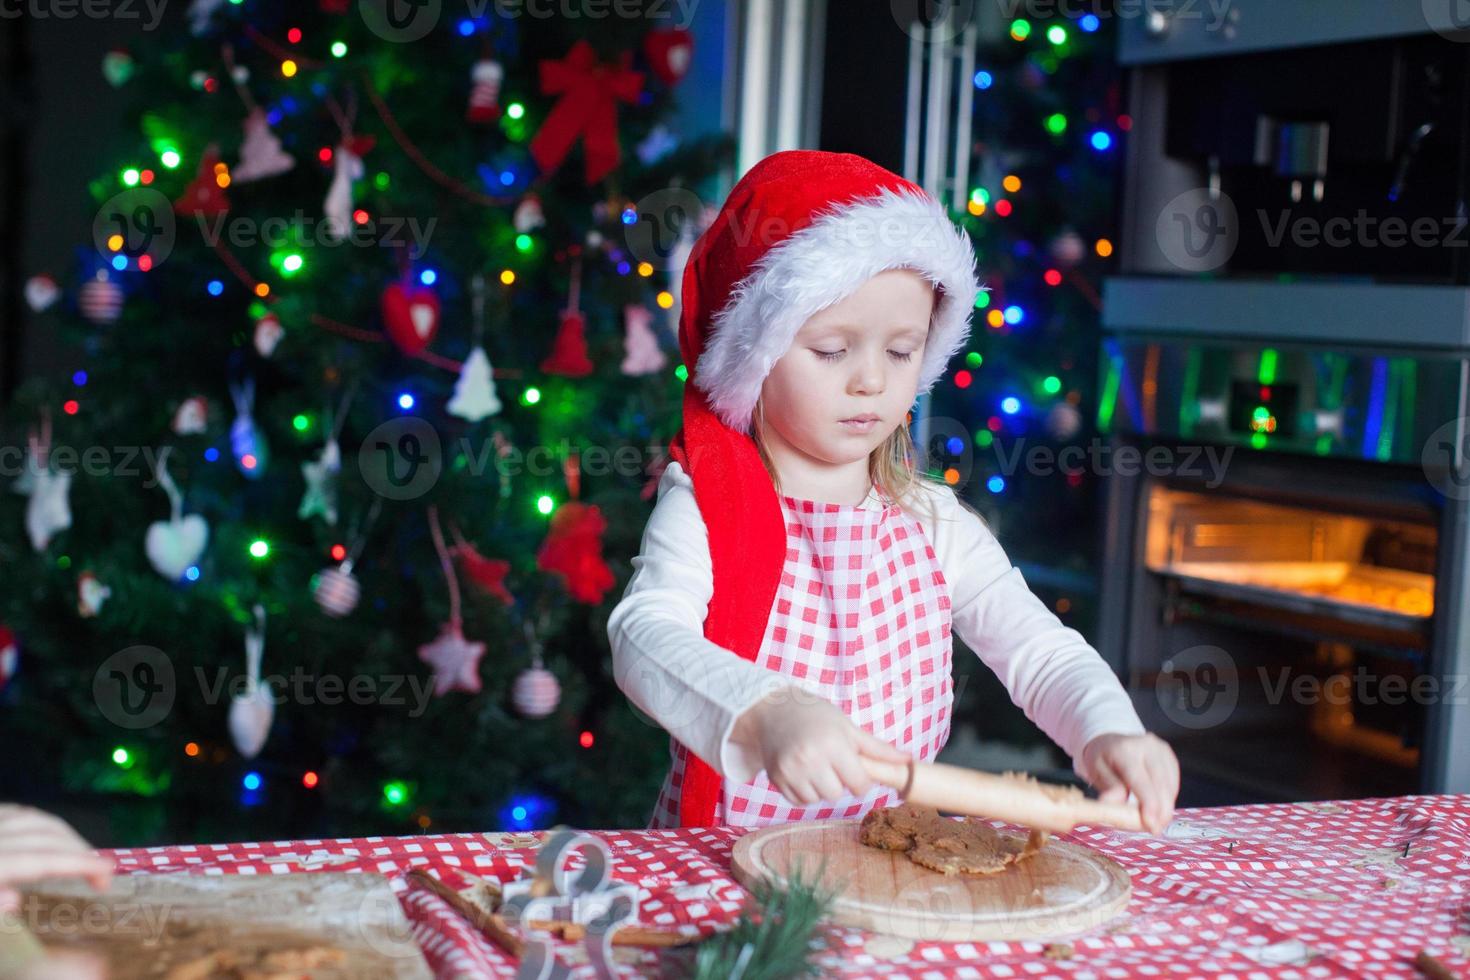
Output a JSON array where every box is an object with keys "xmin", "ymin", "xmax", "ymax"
[
  {"xmin": 731, "ymin": 689, "xmax": 913, "ymax": 806},
  {"xmin": 0, "ymin": 804, "xmax": 115, "ymax": 911},
  {"xmin": 1078, "ymin": 733, "xmax": 1179, "ymax": 835}
]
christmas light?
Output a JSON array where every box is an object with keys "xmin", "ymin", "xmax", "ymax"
[
  {"xmin": 515, "ymin": 234, "xmax": 533, "ymax": 252},
  {"xmin": 536, "ymin": 495, "xmax": 554, "ymax": 515},
  {"xmin": 457, "ymin": 18, "xmax": 475, "ymax": 35},
  {"xmin": 1010, "ymin": 19, "xmax": 1031, "ymax": 41},
  {"xmin": 1047, "ymin": 25, "xmax": 1068, "ymax": 45},
  {"xmin": 1044, "ymin": 268, "xmax": 1062, "ymax": 286},
  {"xmin": 1095, "ymin": 238, "xmax": 1114, "ymax": 257},
  {"xmin": 72, "ymin": 370, "xmax": 87, "ymax": 385},
  {"xmin": 318, "ymin": 146, "xmax": 333, "ymax": 163},
  {"xmin": 330, "ymin": 544, "xmax": 347, "ymax": 562},
  {"xmin": 500, "ymin": 269, "xmax": 516, "ymax": 285},
  {"xmin": 185, "ymin": 742, "xmax": 200, "ymax": 757},
  {"xmin": 281, "ymin": 253, "xmax": 304, "ymax": 275},
  {"xmin": 579, "ymin": 731, "xmax": 594, "ymax": 748},
  {"xmin": 160, "ymin": 149, "xmax": 181, "ymax": 169},
  {"xmin": 107, "ymin": 233, "xmax": 124, "ymax": 251},
  {"xmin": 354, "ymin": 209, "xmax": 369, "ymax": 224},
  {"xmin": 637, "ymin": 262, "xmax": 654, "ymax": 277},
  {"xmin": 185, "ymin": 566, "xmax": 200, "ymax": 581},
  {"xmin": 1043, "ymin": 375, "xmax": 1062, "ymax": 394},
  {"xmin": 383, "ymin": 780, "xmax": 409, "ymax": 806},
  {"xmin": 506, "ymin": 102, "xmax": 525, "ymax": 119},
  {"xmin": 111, "ymin": 747, "xmax": 131, "ymax": 767},
  {"xmin": 374, "ymin": 171, "xmax": 390, "ymax": 190},
  {"xmin": 975, "ymin": 430, "xmax": 994, "ymax": 447},
  {"xmin": 121, "ymin": 167, "xmax": 140, "ymax": 186},
  {"xmin": 398, "ymin": 393, "xmax": 415, "ymax": 411},
  {"xmin": 249, "ymin": 539, "xmax": 270, "ymax": 559},
  {"xmin": 1090, "ymin": 131, "xmax": 1113, "ymax": 151},
  {"xmin": 243, "ymin": 772, "xmax": 262, "ymax": 790},
  {"xmin": 204, "ymin": 448, "xmax": 220, "ymax": 462},
  {"xmin": 946, "ymin": 436, "xmax": 965, "ymax": 454},
  {"xmin": 255, "ymin": 283, "xmax": 271, "ymax": 297},
  {"xmin": 523, "ymin": 387, "xmax": 541, "ymax": 404},
  {"xmin": 56, "ymin": 555, "xmax": 69, "ymax": 569},
  {"xmin": 241, "ymin": 453, "xmax": 258, "ymax": 471},
  {"xmin": 987, "ymin": 475, "xmax": 1007, "ymax": 493},
  {"xmin": 616, "ymin": 261, "xmax": 631, "ymax": 275},
  {"xmin": 965, "ymin": 352, "xmax": 983, "ymax": 367},
  {"xmin": 331, "ymin": 41, "xmax": 348, "ymax": 58},
  {"xmin": 974, "ymin": 70, "xmax": 993, "ymax": 89},
  {"xmin": 1004, "ymin": 305, "xmax": 1024, "ymax": 324},
  {"xmin": 63, "ymin": 400, "xmax": 79, "ymax": 415},
  {"xmin": 1001, "ymin": 396, "xmax": 1022, "ymax": 415},
  {"xmin": 292, "ymin": 414, "xmax": 310, "ymax": 431},
  {"xmin": 140, "ymin": 169, "xmax": 155, "ymax": 185},
  {"xmin": 967, "ymin": 199, "xmax": 986, "ymax": 216},
  {"xmin": 1080, "ymin": 13, "xmax": 1100, "ymax": 31},
  {"xmin": 954, "ymin": 370, "xmax": 973, "ymax": 389},
  {"xmin": 656, "ymin": 291, "xmax": 674, "ymax": 309},
  {"xmin": 111, "ymin": 255, "xmax": 127, "ymax": 271},
  {"xmin": 287, "ymin": 27, "xmax": 302, "ymax": 43},
  {"xmin": 419, "ymin": 269, "xmax": 437, "ymax": 286},
  {"xmin": 995, "ymin": 199, "xmax": 1013, "ymax": 217},
  {"xmin": 281, "ymin": 59, "xmax": 298, "ymax": 78},
  {"xmin": 674, "ymin": 364, "xmax": 689, "ymax": 382},
  {"xmin": 986, "ymin": 309, "xmax": 1005, "ymax": 328},
  {"xmin": 620, "ymin": 207, "xmax": 637, "ymax": 225},
  {"xmin": 975, "ymin": 291, "xmax": 990, "ymax": 308},
  {"xmin": 1003, "ymin": 175, "xmax": 1021, "ymax": 193},
  {"xmin": 303, "ymin": 771, "xmax": 319, "ymax": 788},
  {"xmin": 207, "ymin": 280, "xmax": 224, "ymax": 296},
  {"xmin": 1045, "ymin": 113, "xmax": 1068, "ymax": 134}
]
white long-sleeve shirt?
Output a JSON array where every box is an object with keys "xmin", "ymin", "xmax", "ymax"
[{"xmin": 606, "ymin": 460, "xmax": 1145, "ymax": 785}]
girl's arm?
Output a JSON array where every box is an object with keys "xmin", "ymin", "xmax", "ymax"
[
  {"xmin": 606, "ymin": 461, "xmax": 815, "ymax": 783},
  {"xmin": 922, "ymin": 484, "xmax": 1147, "ymax": 772}
]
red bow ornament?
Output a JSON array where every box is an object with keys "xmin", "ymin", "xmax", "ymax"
[{"xmin": 529, "ymin": 40, "xmax": 644, "ymax": 186}]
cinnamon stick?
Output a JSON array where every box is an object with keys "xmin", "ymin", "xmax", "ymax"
[{"xmin": 1413, "ymin": 951, "xmax": 1456, "ymax": 980}]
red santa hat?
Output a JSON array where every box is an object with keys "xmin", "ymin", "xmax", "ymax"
[{"xmin": 666, "ymin": 150, "xmax": 980, "ymax": 827}]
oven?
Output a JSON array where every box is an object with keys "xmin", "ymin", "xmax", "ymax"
[{"xmin": 1099, "ymin": 2, "xmax": 1470, "ymax": 804}]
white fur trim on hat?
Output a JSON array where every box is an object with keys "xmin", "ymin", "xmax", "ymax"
[{"xmin": 694, "ymin": 185, "xmax": 983, "ymax": 433}]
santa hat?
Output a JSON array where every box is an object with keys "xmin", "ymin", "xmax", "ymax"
[{"xmin": 666, "ymin": 150, "xmax": 980, "ymax": 827}]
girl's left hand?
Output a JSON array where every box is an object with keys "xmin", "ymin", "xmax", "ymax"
[{"xmin": 1078, "ymin": 732, "xmax": 1179, "ymax": 835}]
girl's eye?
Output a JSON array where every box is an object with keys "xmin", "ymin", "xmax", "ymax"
[
  {"xmin": 815, "ymin": 350, "xmax": 844, "ymax": 361},
  {"xmin": 889, "ymin": 350, "xmax": 915, "ymax": 362}
]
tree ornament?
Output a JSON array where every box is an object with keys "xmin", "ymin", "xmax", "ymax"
[
  {"xmin": 322, "ymin": 93, "xmax": 374, "ymax": 242},
  {"xmin": 253, "ymin": 311, "xmax": 284, "ymax": 357},
  {"xmin": 228, "ymin": 605, "xmax": 273, "ymax": 759},
  {"xmin": 1046, "ymin": 401, "xmax": 1083, "ymax": 440},
  {"xmin": 299, "ymin": 390, "xmax": 350, "ymax": 525},
  {"xmin": 512, "ymin": 663, "xmax": 561, "ymax": 718},
  {"xmin": 171, "ymin": 396, "xmax": 209, "ymax": 436},
  {"xmin": 186, "ymin": 0, "xmax": 227, "ymax": 35},
  {"xmin": 381, "ymin": 281, "xmax": 441, "ymax": 355},
  {"xmin": 144, "ymin": 446, "xmax": 209, "ymax": 580},
  {"xmin": 620, "ymin": 304, "xmax": 666, "ymax": 376},
  {"xmin": 643, "ymin": 27, "xmax": 693, "ymax": 86},
  {"xmin": 535, "ymin": 501, "xmax": 614, "ymax": 604},
  {"xmin": 1050, "ymin": 228, "xmax": 1086, "ymax": 268},
  {"xmin": 541, "ymin": 257, "xmax": 593, "ymax": 377},
  {"xmin": 418, "ymin": 507, "xmax": 486, "ymax": 696},
  {"xmin": 448, "ymin": 275, "xmax": 502, "ymax": 421},
  {"xmin": 24, "ymin": 274, "xmax": 59, "ymax": 312},
  {"xmin": 312, "ymin": 561, "xmax": 360, "ymax": 617},
  {"xmin": 0, "ymin": 626, "xmax": 16, "ymax": 695},
  {"xmin": 15, "ymin": 417, "xmax": 70, "ymax": 552},
  {"xmin": 449, "ymin": 522, "xmax": 513, "ymax": 606},
  {"xmin": 635, "ymin": 124, "xmax": 679, "ymax": 166},
  {"xmin": 229, "ymin": 377, "xmax": 268, "ymax": 480},
  {"xmin": 173, "ymin": 144, "xmax": 230, "ymax": 218},
  {"xmin": 232, "ymin": 109, "xmax": 295, "ymax": 183},
  {"xmin": 78, "ymin": 268, "xmax": 124, "ymax": 325},
  {"xmin": 529, "ymin": 40, "xmax": 644, "ymax": 186},
  {"xmin": 101, "ymin": 48, "xmax": 135, "ymax": 87},
  {"xmin": 466, "ymin": 58, "xmax": 504, "ymax": 124},
  {"xmin": 77, "ymin": 571, "xmax": 112, "ymax": 618},
  {"xmin": 514, "ymin": 194, "xmax": 545, "ymax": 234}
]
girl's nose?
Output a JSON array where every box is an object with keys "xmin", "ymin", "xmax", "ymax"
[{"xmin": 849, "ymin": 352, "xmax": 886, "ymax": 395}]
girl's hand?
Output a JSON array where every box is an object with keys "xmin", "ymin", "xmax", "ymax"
[
  {"xmin": 1078, "ymin": 733, "xmax": 1179, "ymax": 834},
  {"xmin": 0, "ymin": 805, "xmax": 114, "ymax": 912},
  {"xmin": 732, "ymin": 691, "xmax": 912, "ymax": 806}
]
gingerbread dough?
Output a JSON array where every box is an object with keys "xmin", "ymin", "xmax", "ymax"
[{"xmin": 860, "ymin": 802, "xmax": 1049, "ymax": 876}]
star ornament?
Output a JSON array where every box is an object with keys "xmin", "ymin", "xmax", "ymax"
[{"xmin": 417, "ymin": 622, "xmax": 486, "ymax": 697}]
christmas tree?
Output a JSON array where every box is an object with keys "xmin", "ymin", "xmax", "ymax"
[
  {"xmin": 2, "ymin": 1, "xmax": 730, "ymax": 845},
  {"xmin": 924, "ymin": 11, "xmax": 1124, "ymax": 748}
]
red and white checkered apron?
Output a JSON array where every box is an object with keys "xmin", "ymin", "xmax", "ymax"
[{"xmin": 649, "ymin": 489, "xmax": 954, "ymax": 829}]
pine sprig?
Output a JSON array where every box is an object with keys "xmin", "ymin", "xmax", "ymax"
[{"xmin": 674, "ymin": 859, "xmax": 839, "ymax": 980}]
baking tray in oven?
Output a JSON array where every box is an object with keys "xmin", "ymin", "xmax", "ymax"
[{"xmin": 1151, "ymin": 561, "xmax": 1434, "ymax": 634}]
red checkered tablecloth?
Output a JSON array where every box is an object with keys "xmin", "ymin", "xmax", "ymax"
[{"xmin": 101, "ymin": 793, "xmax": 1470, "ymax": 978}]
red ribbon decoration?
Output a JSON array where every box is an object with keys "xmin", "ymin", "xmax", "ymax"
[{"xmin": 529, "ymin": 40, "xmax": 644, "ymax": 186}]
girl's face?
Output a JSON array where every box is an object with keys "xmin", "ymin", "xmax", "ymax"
[{"xmin": 757, "ymin": 268, "xmax": 934, "ymax": 471}]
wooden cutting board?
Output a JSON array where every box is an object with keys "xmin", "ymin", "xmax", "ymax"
[
  {"xmin": 19, "ymin": 872, "xmax": 432, "ymax": 979},
  {"xmin": 731, "ymin": 818, "xmax": 1131, "ymax": 942}
]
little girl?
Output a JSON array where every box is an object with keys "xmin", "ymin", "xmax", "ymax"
[{"xmin": 607, "ymin": 150, "xmax": 1179, "ymax": 833}]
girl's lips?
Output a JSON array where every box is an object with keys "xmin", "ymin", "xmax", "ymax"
[{"xmin": 839, "ymin": 418, "xmax": 879, "ymax": 433}]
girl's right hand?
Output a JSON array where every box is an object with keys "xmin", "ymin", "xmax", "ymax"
[{"xmin": 731, "ymin": 691, "xmax": 913, "ymax": 805}]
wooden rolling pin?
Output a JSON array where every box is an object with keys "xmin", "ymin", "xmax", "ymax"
[{"xmin": 863, "ymin": 757, "xmax": 1147, "ymax": 834}]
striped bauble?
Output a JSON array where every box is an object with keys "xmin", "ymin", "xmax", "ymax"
[
  {"xmin": 512, "ymin": 665, "xmax": 561, "ymax": 718},
  {"xmin": 313, "ymin": 563, "xmax": 360, "ymax": 617},
  {"xmin": 78, "ymin": 271, "xmax": 124, "ymax": 325}
]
